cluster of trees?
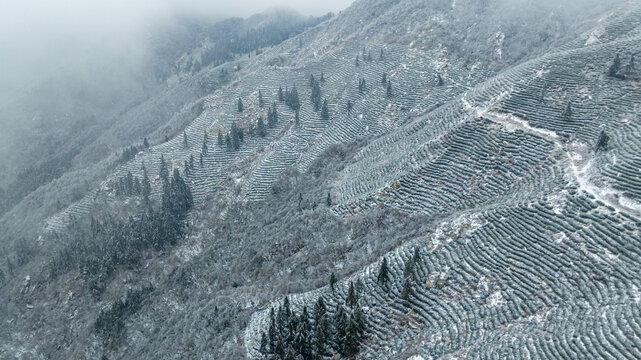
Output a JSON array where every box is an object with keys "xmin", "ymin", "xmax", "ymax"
[
  {"xmin": 377, "ymin": 248, "xmax": 422, "ymax": 300},
  {"xmin": 280, "ymin": 85, "xmax": 301, "ymax": 111},
  {"xmin": 187, "ymin": 14, "xmax": 330, "ymax": 73},
  {"xmin": 120, "ymin": 145, "xmax": 141, "ymax": 163},
  {"xmin": 259, "ymin": 284, "xmax": 367, "ymax": 359},
  {"xmin": 49, "ymin": 158, "xmax": 193, "ymax": 297},
  {"xmin": 94, "ymin": 285, "xmax": 154, "ymax": 345},
  {"xmin": 115, "ymin": 171, "xmax": 142, "ymax": 197},
  {"xmin": 310, "ymin": 75, "xmax": 322, "ymax": 111}
]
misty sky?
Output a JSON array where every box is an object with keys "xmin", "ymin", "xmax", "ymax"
[{"xmin": 0, "ymin": 0, "xmax": 354, "ymax": 106}]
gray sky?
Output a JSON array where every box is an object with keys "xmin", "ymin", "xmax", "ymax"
[{"xmin": 0, "ymin": 0, "xmax": 354, "ymax": 106}]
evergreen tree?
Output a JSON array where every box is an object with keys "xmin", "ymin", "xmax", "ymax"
[
  {"xmin": 311, "ymin": 80, "xmax": 321, "ymax": 111},
  {"xmin": 326, "ymin": 192, "xmax": 332, "ymax": 206},
  {"xmin": 387, "ymin": 80, "xmax": 393, "ymax": 97},
  {"xmin": 279, "ymin": 86, "xmax": 284, "ymax": 102},
  {"xmin": 437, "ymin": 74, "xmax": 444, "ymax": 86},
  {"xmin": 382, "ymin": 73, "xmax": 387, "ymax": 85},
  {"xmin": 199, "ymin": 153, "xmax": 204, "ymax": 167},
  {"xmin": 377, "ymin": 257, "xmax": 390, "ymax": 285},
  {"xmin": 225, "ymin": 134, "xmax": 232, "ymax": 150},
  {"xmin": 346, "ymin": 281, "xmax": 358, "ymax": 308},
  {"xmin": 144, "ymin": 137, "xmax": 149, "ymax": 148},
  {"xmin": 295, "ymin": 109, "xmax": 300, "ymax": 126},
  {"xmin": 237, "ymin": 98, "xmax": 244, "ymax": 112},
  {"xmin": 189, "ymin": 154, "xmax": 195, "ymax": 170},
  {"xmin": 142, "ymin": 164, "xmax": 151, "ymax": 203},
  {"xmin": 231, "ymin": 123, "xmax": 241, "ymax": 150},
  {"xmin": 258, "ymin": 90, "xmax": 265, "ymax": 108},
  {"xmin": 596, "ymin": 130, "xmax": 610, "ymax": 152},
  {"xmin": 379, "ymin": 48, "xmax": 384, "ymax": 60},
  {"xmin": 626, "ymin": 54, "xmax": 636, "ymax": 74},
  {"xmin": 217, "ymin": 130, "xmax": 224, "ymax": 147},
  {"xmin": 334, "ymin": 304, "xmax": 348, "ymax": 354},
  {"xmin": 202, "ymin": 135, "xmax": 208, "ymax": 155},
  {"xmin": 563, "ymin": 101, "xmax": 573, "ymax": 121},
  {"xmin": 413, "ymin": 247, "xmax": 421, "ymax": 264},
  {"xmin": 330, "ymin": 272, "xmax": 337, "ymax": 292},
  {"xmin": 609, "ymin": 53, "xmax": 622, "ymax": 78},
  {"xmin": 159, "ymin": 155, "xmax": 169, "ymax": 183},
  {"xmin": 355, "ymin": 55, "xmax": 360, "ymax": 66},
  {"xmin": 321, "ymin": 99, "xmax": 329, "ymax": 120},
  {"xmin": 344, "ymin": 313, "xmax": 362, "ymax": 356},
  {"xmin": 126, "ymin": 171, "xmax": 134, "ymax": 195},
  {"xmin": 133, "ymin": 177, "xmax": 141, "ymax": 195},
  {"xmin": 347, "ymin": 100, "xmax": 353, "ymax": 112},
  {"xmin": 320, "ymin": 72, "xmax": 325, "ymax": 83},
  {"xmin": 314, "ymin": 316, "xmax": 329, "ymax": 359},
  {"xmin": 258, "ymin": 117, "xmax": 267, "ymax": 137},
  {"xmin": 309, "ymin": 74, "xmax": 315, "ymax": 88},
  {"xmin": 259, "ymin": 332, "xmax": 268, "ymax": 355},
  {"xmin": 183, "ymin": 131, "xmax": 188, "ymax": 147}
]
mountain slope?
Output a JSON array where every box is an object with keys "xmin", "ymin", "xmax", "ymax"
[{"xmin": 2, "ymin": 0, "xmax": 641, "ymax": 359}]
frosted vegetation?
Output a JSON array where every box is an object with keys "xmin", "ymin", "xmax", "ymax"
[{"xmin": 1, "ymin": 0, "xmax": 641, "ymax": 359}]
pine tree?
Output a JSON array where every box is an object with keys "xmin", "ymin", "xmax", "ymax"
[
  {"xmin": 259, "ymin": 332, "xmax": 268, "ymax": 355},
  {"xmin": 143, "ymin": 137, "xmax": 149, "ymax": 148},
  {"xmin": 347, "ymin": 100, "xmax": 353, "ymax": 112},
  {"xmin": 563, "ymin": 101, "xmax": 572, "ymax": 121},
  {"xmin": 379, "ymin": 48, "xmax": 384, "ymax": 60},
  {"xmin": 202, "ymin": 135, "xmax": 208, "ymax": 155},
  {"xmin": 437, "ymin": 74, "xmax": 444, "ymax": 86},
  {"xmin": 189, "ymin": 154, "xmax": 195, "ymax": 170},
  {"xmin": 413, "ymin": 247, "xmax": 421, "ymax": 264},
  {"xmin": 386, "ymin": 80, "xmax": 393, "ymax": 97},
  {"xmin": 279, "ymin": 86, "xmax": 284, "ymax": 102},
  {"xmin": 609, "ymin": 53, "xmax": 622, "ymax": 78},
  {"xmin": 237, "ymin": 98, "xmax": 244, "ymax": 112},
  {"xmin": 225, "ymin": 134, "xmax": 232, "ymax": 150},
  {"xmin": 217, "ymin": 130, "xmax": 223, "ymax": 147},
  {"xmin": 355, "ymin": 55, "xmax": 360, "ymax": 66},
  {"xmin": 321, "ymin": 99, "xmax": 329, "ymax": 120},
  {"xmin": 330, "ymin": 272, "xmax": 337, "ymax": 292},
  {"xmin": 126, "ymin": 171, "xmax": 134, "ymax": 195},
  {"xmin": 311, "ymin": 80, "xmax": 321, "ymax": 111},
  {"xmin": 133, "ymin": 177, "xmax": 141, "ymax": 195},
  {"xmin": 231, "ymin": 123, "xmax": 241, "ymax": 150},
  {"xmin": 142, "ymin": 164, "xmax": 151, "ymax": 203},
  {"xmin": 159, "ymin": 155, "xmax": 169, "ymax": 183},
  {"xmin": 595, "ymin": 130, "xmax": 610, "ymax": 152},
  {"xmin": 334, "ymin": 304, "xmax": 348, "ymax": 354},
  {"xmin": 320, "ymin": 72, "xmax": 325, "ymax": 82},
  {"xmin": 314, "ymin": 316, "xmax": 328, "ymax": 359},
  {"xmin": 309, "ymin": 74, "xmax": 315, "ymax": 88},
  {"xmin": 344, "ymin": 313, "xmax": 362, "ymax": 356},
  {"xmin": 382, "ymin": 73, "xmax": 387, "ymax": 85},
  {"xmin": 258, "ymin": 117, "xmax": 266, "ymax": 137},
  {"xmin": 626, "ymin": 54, "xmax": 636, "ymax": 74},
  {"xmin": 258, "ymin": 90, "xmax": 265, "ymax": 108},
  {"xmin": 326, "ymin": 192, "xmax": 332, "ymax": 206},
  {"xmin": 295, "ymin": 109, "xmax": 300, "ymax": 126},
  {"xmin": 183, "ymin": 131, "xmax": 188, "ymax": 147},
  {"xmin": 377, "ymin": 257, "xmax": 390, "ymax": 285},
  {"xmin": 346, "ymin": 281, "xmax": 358, "ymax": 308}
]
